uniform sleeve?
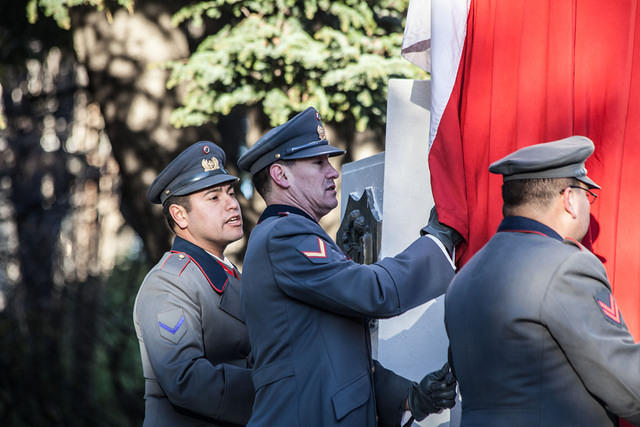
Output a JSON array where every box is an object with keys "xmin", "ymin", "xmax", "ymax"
[
  {"xmin": 373, "ymin": 360, "xmax": 413, "ymax": 427},
  {"xmin": 135, "ymin": 271, "xmax": 253, "ymax": 425},
  {"xmin": 541, "ymin": 250, "xmax": 640, "ymax": 423},
  {"xmin": 267, "ymin": 219, "xmax": 455, "ymax": 318}
]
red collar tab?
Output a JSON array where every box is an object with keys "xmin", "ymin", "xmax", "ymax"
[{"xmin": 215, "ymin": 258, "xmax": 239, "ymax": 279}]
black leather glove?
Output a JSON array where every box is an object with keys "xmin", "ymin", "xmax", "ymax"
[
  {"xmin": 408, "ymin": 362, "xmax": 457, "ymax": 421},
  {"xmin": 420, "ymin": 206, "xmax": 463, "ymax": 257}
]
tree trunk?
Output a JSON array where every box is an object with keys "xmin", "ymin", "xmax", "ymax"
[{"xmin": 70, "ymin": 0, "xmax": 215, "ymax": 262}]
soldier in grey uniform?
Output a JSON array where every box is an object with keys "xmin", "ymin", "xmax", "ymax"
[
  {"xmin": 445, "ymin": 136, "xmax": 640, "ymax": 426},
  {"xmin": 237, "ymin": 107, "xmax": 461, "ymax": 427},
  {"xmin": 134, "ymin": 141, "xmax": 253, "ymax": 426}
]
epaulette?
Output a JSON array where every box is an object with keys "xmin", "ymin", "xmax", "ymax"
[
  {"xmin": 159, "ymin": 252, "xmax": 191, "ymax": 276},
  {"xmin": 562, "ymin": 237, "xmax": 584, "ymax": 251}
]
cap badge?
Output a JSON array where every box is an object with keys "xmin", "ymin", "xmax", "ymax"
[
  {"xmin": 203, "ymin": 145, "xmax": 211, "ymax": 154},
  {"xmin": 201, "ymin": 156, "xmax": 220, "ymax": 172},
  {"xmin": 317, "ymin": 125, "xmax": 326, "ymax": 140}
]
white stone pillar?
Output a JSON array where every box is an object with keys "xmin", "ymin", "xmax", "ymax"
[
  {"xmin": 377, "ymin": 78, "xmax": 459, "ymax": 427},
  {"xmin": 339, "ymin": 79, "xmax": 460, "ymax": 426}
]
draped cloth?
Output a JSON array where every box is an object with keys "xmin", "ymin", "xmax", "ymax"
[{"xmin": 402, "ymin": 0, "xmax": 640, "ymax": 356}]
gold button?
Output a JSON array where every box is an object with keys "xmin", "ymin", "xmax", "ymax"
[
  {"xmin": 178, "ymin": 254, "xmax": 185, "ymax": 259},
  {"xmin": 275, "ymin": 153, "xmax": 281, "ymax": 159},
  {"xmin": 165, "ymin": 189, "xmax": 170, "ymax": 194}
]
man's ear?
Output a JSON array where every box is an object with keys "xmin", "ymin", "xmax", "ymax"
[
  {"xmin": 169, "ymin": 203, "xmax": 189, "ymax": 230},
  {"xmin": 270, "ymin": 163, "xmax": 291, "ymax": 189},
  {"xmin": 562, "ymin": 187, "xmax": 578, "ymax": 219}
]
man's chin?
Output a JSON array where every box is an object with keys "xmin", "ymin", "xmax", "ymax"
[
  {"xmin": 320, "ymin": 201, "xmax": 338, "ymax": 217},
  {"xmin": 326, "ymin": 192, "xmax": 338, "ymax": 204},
  {"xmin": 224, "ymin": 228, "xmax": 245, "ymax": 244}
]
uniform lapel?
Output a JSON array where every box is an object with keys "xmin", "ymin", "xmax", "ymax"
[{"xmin": 219, "ymin": 274, "xmax": 246, "ymax": 322}]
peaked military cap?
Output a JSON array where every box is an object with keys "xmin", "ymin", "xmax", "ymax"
[
  {"xmin": 489, "ymin": 135, "xmax": 600, "ymax": 189},
  {"xmin": 237, "ymin": 107, "xmax": 345, "ymax": 175},
  {"xmin": 147, "ymin": 141, "xmax": 239, "ymax": 205}
]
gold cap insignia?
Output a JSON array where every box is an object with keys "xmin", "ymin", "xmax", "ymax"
[
  {"xmin": 201, "ymin": 156, "xmax": 220, "ymax": 172},
  {"xmin": 317, "ymin": 125, "xmax": 326, "ymax": 140}
]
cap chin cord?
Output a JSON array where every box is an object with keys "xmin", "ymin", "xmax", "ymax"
[{"xmin": 281, "ymin": 140, "xmax": 327, "ymax": 157}]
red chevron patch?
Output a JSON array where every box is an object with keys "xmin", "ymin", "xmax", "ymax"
[
  {"xmin": 598, "ymin": 293, "xmax": 622, "ymax": 324},
  {"xmin": 301, "ymin": 237, "xmax": 327, "ymax": 258}
]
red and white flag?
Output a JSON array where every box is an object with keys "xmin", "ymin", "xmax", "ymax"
[{"xmin": 402, "ymin": 0, "xmax": 640, "ymax": 351}]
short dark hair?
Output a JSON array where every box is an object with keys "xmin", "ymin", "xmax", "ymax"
[
  {"xmin": 162, "ymin": 194, "xmax": 191, "ymax": 232},
  {"xmin": 502, "ymin": 177, "xmax": 578, "ymax": 216},
  {"xmin": 251, "ymin": 159, "xmax": 294, "ymax": 199}
]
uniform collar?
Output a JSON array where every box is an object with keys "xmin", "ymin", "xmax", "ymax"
[
  {"xmin": 258, "ymin": 204, "xmax": 317, "ymax": 224},
  {"xmin": 171, "ymin": 236, "xmax": 237, "ymax": 293},
  {"xmin": 497, "ymin": 216, "xmax": 563, "ymax": 242}
]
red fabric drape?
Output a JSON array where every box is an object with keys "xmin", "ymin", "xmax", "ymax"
[{"xmin": 430, "ymin": 0, "xmax": 640, "ymax": 347}]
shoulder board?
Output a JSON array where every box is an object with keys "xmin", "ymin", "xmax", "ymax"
[
  {"xmin": 159, "ymin": 252, "xmax": 191, "ymax": 276},
  {"xmin": 562, "ymin": 237, "xmax": 584, "ymax": 251}
]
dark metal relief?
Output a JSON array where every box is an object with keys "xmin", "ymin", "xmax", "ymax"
[
  {"xmin": 337, "ymin": 187, "xmax": 382, "ymax": 335},
  {"xmin": 337, "ymin": 187, "xmax": 382, "ymax": 265}
]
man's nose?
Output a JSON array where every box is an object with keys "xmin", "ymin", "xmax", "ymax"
[
  {"xmin": 225, "ymin": 194, "xmax": 240, "ymax": 210},
  {"xmin": 327, "ymin": 164, "xmax": 339, "ymax": 179}
]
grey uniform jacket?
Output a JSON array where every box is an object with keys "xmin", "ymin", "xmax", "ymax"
[
  {"xmin": 133, "ymin": 236, "xmax": 254, "ymax": 427},
  {"xmin": 241, "ymin": 205, "xmax": 455, "ymax": 427},
  {"xmin": 445, "ymin": 216, "xmax": 640, "ymax": 426}
]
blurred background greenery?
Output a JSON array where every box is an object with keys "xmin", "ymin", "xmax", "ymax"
[{"xmin": 0, "ymin": 0, "xmax": 425, "ymax": 425}]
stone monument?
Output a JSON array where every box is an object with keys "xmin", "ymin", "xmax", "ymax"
[{"xmin": 339, "ymin": 79, "xmax": 460, "ymax": 427}]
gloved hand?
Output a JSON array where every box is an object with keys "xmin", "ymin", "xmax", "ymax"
[
  {"xmin": 408, "ymin": 362, "xmax": 457, "ymax": 421},
  {"xmin": 420, "ymin": 207, "xmax": 463, "ymax": 257}
]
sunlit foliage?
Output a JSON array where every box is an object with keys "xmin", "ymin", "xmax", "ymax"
[
  {"xmin": 165, "ymin": 0, "xmax": 425, "ymax": 131},
  {"xmin": 26, "ymin": 0, "xmax": 134, "ymax": 29}
]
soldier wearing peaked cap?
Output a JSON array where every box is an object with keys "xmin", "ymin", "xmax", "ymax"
[
  {"xmin": 445, "ymin": 135, "xmax": 640, "ymax": 426},
  {"xmin": 133, "ymin": 141, "xmax": 254, "ymax": 427},
  {"xmin": 237, "ymin": 107, "xmax": 462, "ymax": 427}
]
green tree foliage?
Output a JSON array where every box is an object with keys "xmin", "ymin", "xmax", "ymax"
[
  {"xmin": 26, "ymin": 0, "xmax": 134, "ymax": 29},
  {"xmin": 166, "ymin": 0, "xmax": 425, "ymax": 131}
]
